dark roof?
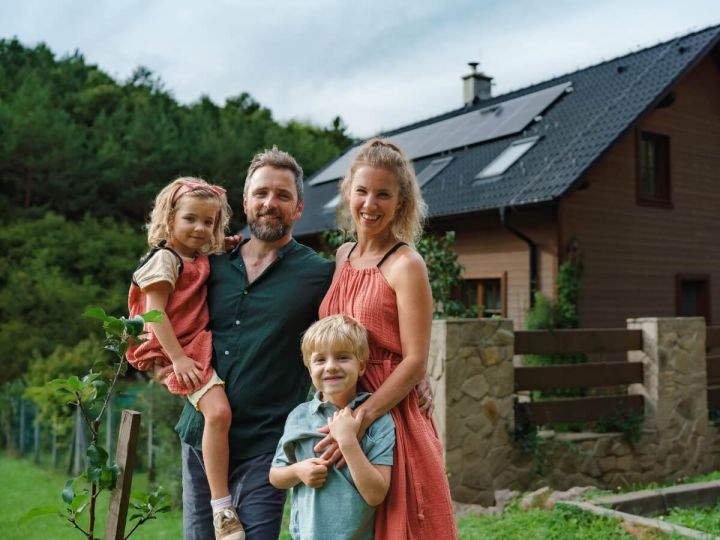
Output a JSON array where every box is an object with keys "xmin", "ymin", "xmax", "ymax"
[{"xmin": 295, "ymin": 24, "xmax": 720, "ymax": 237}]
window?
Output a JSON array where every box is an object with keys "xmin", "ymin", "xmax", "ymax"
[
  {"xmin": 415, "ymin": 156, "xmax": 454, "ymax": 188},
  {"xmin": 637, "ymin": 131, "xmax": 671, "ymax": 207},
  {"xmin": 458, "ymin": 274, "xmax": 507, "ymax": 317},
  {"xmin": 676, "ymin": 275, "xmax": 711, "ymax": 323},
  {"xmin": 475, "ymin": 136, "xmax": 540, "ymax": 181}
]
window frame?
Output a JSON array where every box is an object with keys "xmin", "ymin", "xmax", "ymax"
[
  {"xmin": 460, "ymin": 272, "xmax": 508, "ymax": 318},
  {"xmin": 675, "ymin": 273, "xmax": 711, "ymax": 324},
  {"xmin": 636, "ymin": 130, "xmax": 672, "ymax": 208}
]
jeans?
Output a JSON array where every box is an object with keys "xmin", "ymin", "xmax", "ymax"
[{"xmin": 181, "ymin": 441, "xmax": 286, "ymax": 540}]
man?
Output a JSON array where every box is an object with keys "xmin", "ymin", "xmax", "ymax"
[{"xmin": 175, "ymin": 146, "xmax": 335, "ymax": 540}]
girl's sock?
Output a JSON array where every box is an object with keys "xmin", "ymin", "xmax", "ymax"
[{"xmin": 211, "ymin": 495, "xmax": 233, "ymax": 512}]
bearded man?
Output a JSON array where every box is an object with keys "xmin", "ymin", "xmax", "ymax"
[{"xmin": 175, "ymin": 147, "xmax": 334, "ymax": 540}]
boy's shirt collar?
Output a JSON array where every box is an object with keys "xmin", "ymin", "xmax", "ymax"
[{"xmin": 309, "ymin": 391, "xmax": 370, "ymax": 415}]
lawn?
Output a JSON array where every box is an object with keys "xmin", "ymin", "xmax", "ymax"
[{"xmin": 0, "ymin": 455, "xmax": 678, "ymax": 539}]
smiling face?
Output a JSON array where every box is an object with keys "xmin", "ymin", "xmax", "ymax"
[
  {"xmin": 168, "ymin": 195, "xmax": 220, "ymax": 258},
  {"xmin": 308, "ymin": 348, "xmax": 366, "ymax": 408},
  {"xmin": 244, "ymin": 165, "xmax": 303, "ymax": 243},
  {"xmin": 348, "ymin": 166, "xmax": 402, "ymax": 239}
]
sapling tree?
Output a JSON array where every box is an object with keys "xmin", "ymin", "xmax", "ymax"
[{"xmin": 20, "ymin": 308, "xmax": 171, "ymax": 539}]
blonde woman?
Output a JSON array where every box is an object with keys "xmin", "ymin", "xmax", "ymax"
[{"xmin": 318, "ymin": 140, "xmax": 458, "ymax": 539}]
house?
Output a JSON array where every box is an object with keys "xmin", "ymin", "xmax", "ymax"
[{"xmin": 294, "ymin": 24, "xmax": 720, "ymax": 329}]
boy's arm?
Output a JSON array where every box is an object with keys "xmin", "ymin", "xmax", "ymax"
[
  {"xmin": 328, "ymin": 409, "xmax": 391, "ymax": 507},
  {"xmin": 269, "ymin": 458, "xmax": 330, "ymax": 489}
]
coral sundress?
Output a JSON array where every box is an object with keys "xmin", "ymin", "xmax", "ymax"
[{"xmin": 319, "ymin": 243, "xmax": 458, "ymax": 540}]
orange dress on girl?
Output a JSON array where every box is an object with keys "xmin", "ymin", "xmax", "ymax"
[{"xmin": 319, "ymin": 243, "xmax": 458, "ymax": 540}]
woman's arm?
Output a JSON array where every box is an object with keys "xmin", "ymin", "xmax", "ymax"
[
  {"xmin": 144, "ymin": 281, "xmax": 204, "ymax": 389},
  {"xmin": 354, "ymin": 249, "xmax": 432, "ymax": 431}
]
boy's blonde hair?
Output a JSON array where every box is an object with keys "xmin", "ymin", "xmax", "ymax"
[
  {"xmin": 338, "ymin": 138, "xmax": 427, "ymax": 246},
  {"xmin": 301, "ymin": 315, "xmax": 369, "ymax": 367},
  {"xmin": 146, "ymin": 177, "xmax": 231, "ymax": 254}
]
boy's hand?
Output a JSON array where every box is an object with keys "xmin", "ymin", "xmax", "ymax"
[
  {"xmin": 296, "ymin": 458, "xmax": 330, "ymax": 488},
  {"xmin": 171, "ymin": 355, "xmax": 204, "ymax": 390},
  {"xmin": 327, "ymin": 408, "xmax": 364, "ymax": 448}
]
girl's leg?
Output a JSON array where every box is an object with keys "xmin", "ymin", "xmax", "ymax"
[{"xmin": 196, "ymin": 385, "xmax": 232, "ymax": 500}]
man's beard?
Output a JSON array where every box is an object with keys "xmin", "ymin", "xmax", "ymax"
[{"xmin": 248, "ymin": 210, "xmax": 291, "ymax": 242}]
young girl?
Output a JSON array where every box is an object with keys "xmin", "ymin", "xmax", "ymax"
[{"xmin": 127, "ymin": 177, "xmax": 244, "ymax": 540}]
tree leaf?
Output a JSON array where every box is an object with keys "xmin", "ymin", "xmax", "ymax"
[
  {"xmin": 61, "ymin": 479, "xmax": 75, "ymax": 505},
  {"xmin": 83, "ymin": 307, "xmax": 108, "ymax": 321},
  {"xmin": 18, "ymin": 506, "xmax": 61, "ymax": 525},
  {"xmin": 140, "ymin": 310, "xmax": 163, "ymax": 323}
]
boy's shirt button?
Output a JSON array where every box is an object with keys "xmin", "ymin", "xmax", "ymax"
[{"xmin": 224, "ymin": 350, "xmax": 230, "ymax": 356}]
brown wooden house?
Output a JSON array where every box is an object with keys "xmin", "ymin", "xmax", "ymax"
[{"xmin": 294, "ymin": 25, "xmax": 720, "ymax": 329}]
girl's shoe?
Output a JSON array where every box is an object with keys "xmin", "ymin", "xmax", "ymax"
[{"xmin": 212, "ymin": 507, "xmax": 245, "ymax": 540}]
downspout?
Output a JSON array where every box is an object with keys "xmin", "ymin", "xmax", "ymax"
[{"xmin": 499, "ymin": 207, "xmax": 538, "ymax": 307}]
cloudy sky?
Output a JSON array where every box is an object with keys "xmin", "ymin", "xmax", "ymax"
[{"xmin": 2, "ymin": 0, "xmax": 719, "ymax": 137}]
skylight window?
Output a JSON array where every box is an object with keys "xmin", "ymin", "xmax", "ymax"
[
  {"xmin": 475, "ymin": 136, "xmax": 540, "ymax": 180},
  {"xmin": 416, "ymin": 156, "xmax": 454, "ymax": 188}
]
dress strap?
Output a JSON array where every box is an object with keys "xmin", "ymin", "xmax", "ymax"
[
  {"xmin": 346, "ymin": 242, "xmax": 359, "ymax": 259},
  {"xmin": 377, "ymin": 242, "xmax": 407, "ymax": 268}
]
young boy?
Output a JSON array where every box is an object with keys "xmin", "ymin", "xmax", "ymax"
[{"xmin": 269, "ymin": 315, "xmax": 395, "ymax": 540}]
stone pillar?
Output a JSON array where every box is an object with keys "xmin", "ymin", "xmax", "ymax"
[
  {"xmin": 627, "ymin": 317, "xmax": 708, "ymax": 478},
  {"xmin": 428, "ymin": 319, "xmax": 515, "ymax": 505}
]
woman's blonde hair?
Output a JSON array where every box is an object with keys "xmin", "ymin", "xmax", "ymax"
[
  {"xmin": 338, "ymin": 138, "xmax": 427, "ymax": 245},
  {"xmin": 301, "ymin": 315, "xmax": 369, "ymax": 368},
  {"xmin": 146, "ymin": 177, "xmax": 231, "ymax": 254}
]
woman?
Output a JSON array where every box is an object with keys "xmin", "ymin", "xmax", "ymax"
[{"xmin": 318, "ymin": 139, "xmax": 458, "ymax": 539}]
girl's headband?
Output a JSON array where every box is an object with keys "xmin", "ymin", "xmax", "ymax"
[{"xmin": 172, "ymin": 180, "xmax": 226, "ymax": 204}]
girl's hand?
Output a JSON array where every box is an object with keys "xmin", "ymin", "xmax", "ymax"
[
  {"xmin": 327, "ymin": 408, "xmax": 364, "ymax": 447},
  {"xmin": 296, "ymin": 458, "xmax": 330, "ymax": 488},
  {"xmin": 171, "ymin": 355, "xmax": 204, "ymax": 390}
]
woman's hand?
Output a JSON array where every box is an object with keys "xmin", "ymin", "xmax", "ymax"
[
  {"xmin": 315, "ymin": 408, "xmax": 368, "ymax": 468},
  {"xmin": 416, "ymin": 375, "xmax": 435, "ymax": 417},
  {"xmin": 328, "ymin": 408, "xmax": 364, "ymax": 448}
]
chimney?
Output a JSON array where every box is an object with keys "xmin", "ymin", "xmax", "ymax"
[{"xmin": 462, "ymin": 62, "xmax": 492, "ymax": 106}]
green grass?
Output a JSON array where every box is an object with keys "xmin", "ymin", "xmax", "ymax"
[
  {"xmin": 456, "ymin": 502, "xmax": 663, "ymax": 539},
  {"xmin": 660, "ymin": 499, "xmax": 720, "ymax": 536},
  {"xmin": 0, "ymin": 455, "xmax": 182, "ymax": 539}
]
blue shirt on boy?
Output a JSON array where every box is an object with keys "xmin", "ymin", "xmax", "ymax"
[{"xmin": 272, "ymin": 392, "xmax": 395, "ymax": 540}]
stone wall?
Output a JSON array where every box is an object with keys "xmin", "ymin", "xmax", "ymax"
[{"xmin": 428, "ymin": 317, "xmax": 720, "ymax": 505}]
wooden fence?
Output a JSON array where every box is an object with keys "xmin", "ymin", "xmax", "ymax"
[{"xmin": 514, "ymin": 329, "xmax": 645, "ymax": 425}]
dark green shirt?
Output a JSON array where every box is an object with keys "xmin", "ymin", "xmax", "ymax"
[{"xmin": 175, "ymin": 238, "xmax": 334, "ymax": 459}]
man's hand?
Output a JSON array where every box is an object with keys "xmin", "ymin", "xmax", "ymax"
[
  {"xmin": 224, "ymin": 234, "xmax": 243, "ymax": 252},
  {"xmin": 295, "ymin": 458, "xmax": 330, "ymax": 488},
  {"xmin": 327, "ymin": 408, "xmax": 364, "ymax": 448},
  {"xmin": 171, "ymin": 355, "xmax": 204, "ymax": 390}
]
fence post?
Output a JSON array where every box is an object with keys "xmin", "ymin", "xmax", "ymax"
[
  {"xmin": 105, "ymin": 409, "xmax": 141, "ymax": 540},
  {"xmin": 19, "ymin": 399, "xmax": 26, "ymax": 456},
  {"xmin": 429, "ymin": 318, "xmax": 516, "ymax": 505},
  {"xmin": 33, "ymin": 405, "xmax": 40, "ymax": 464},
  {"xmin": 627, "ymin": 317, "xmax": 709, "ymax": 478}
]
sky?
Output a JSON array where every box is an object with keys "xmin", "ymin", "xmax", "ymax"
[{"xmin": 1, "ymin": 0, "xmax": 719, "ymax": 138}]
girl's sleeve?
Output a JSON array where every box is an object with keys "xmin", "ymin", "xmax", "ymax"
[{"xmin": 133, "ymin": 250, "xmax": 181, "ymax": 291}]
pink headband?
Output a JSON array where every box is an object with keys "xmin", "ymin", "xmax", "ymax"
[{"xmin": 172, "ymin": 180, "xmax": 226, "ymax": 204}]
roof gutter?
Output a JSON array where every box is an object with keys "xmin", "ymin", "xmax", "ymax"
[{"xmin": 499, "ymin": 207, "xmax": 538, "ymax": 307}]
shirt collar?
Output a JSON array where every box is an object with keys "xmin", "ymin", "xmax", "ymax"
[
  {"xmin": 228, "ymin": 237, "xmax": 297, "ymax": 260},
  {"xmin": 309, "ymin": 391, "xmax": 371, "ymax": 414}
]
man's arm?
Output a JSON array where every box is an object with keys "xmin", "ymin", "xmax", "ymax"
[
  {"xmin": 328, "ymin": 409, "xmax": 391, "ymax": 507},
  {"xmin": 269, "ymin": 458, "xmax": 330, "ymax": 489}
]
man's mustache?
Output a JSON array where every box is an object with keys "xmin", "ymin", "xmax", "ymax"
[{"xmin": 257, "ymin": 208, "xmax": 281, "ymax": 218}]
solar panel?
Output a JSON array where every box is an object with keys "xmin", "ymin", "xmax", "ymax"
[
  {"xmin": 416, "ymin": 156, "xmax": 454, "ymax": 188},
  {"xmin": 309, "ymin": 81, "xmax": 571, "ymax": 185}
]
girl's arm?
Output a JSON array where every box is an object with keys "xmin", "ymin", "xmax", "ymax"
[
  {"xmin": 354, "ymin": 249, "xmax": 432, "ymax": 432},
  {"xmin": 144, "ymin": 281, "xmax": 204, "ymax": 389}
]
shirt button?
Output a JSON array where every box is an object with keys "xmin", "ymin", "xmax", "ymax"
[
  {"xmin": 243, "ymin": 290, "xmax": 248, "ymax": 295},
  {"xmin": 235, "ymin": 320, "xmax": 241, "ymax": 325},
  {"xmin": 224, "ymin": 350, "xmax": 230, "ymax": 356}
]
